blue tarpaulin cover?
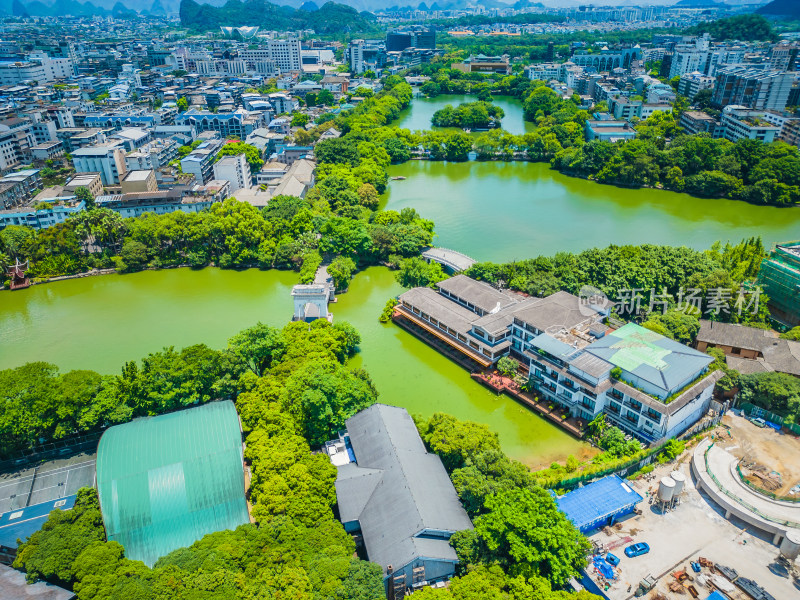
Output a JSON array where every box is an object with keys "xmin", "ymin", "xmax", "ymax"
[
  {"xmin": 592, "ymin": 556, "xmax": 616, "ymax": 580},
  {"xmin": 556, "ymin": 475, "xmax": 644, "ymax": 533}
]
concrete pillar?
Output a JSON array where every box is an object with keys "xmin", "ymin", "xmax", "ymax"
[
  {"xmin": 725, "ymin": 510, "xmax": 731, "ymax": 519},
  {"xmin": 773, "ymin": 532, "xmax": 783, "ymax": 545}
]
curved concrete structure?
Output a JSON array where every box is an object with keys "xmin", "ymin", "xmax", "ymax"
[
  {"xmin": 422, "ymin": 248, "xmax": 476, "ymax": 273},
  {"xmin": 692, "ymin": 438, "xmax": 800, "ymax": 545}
]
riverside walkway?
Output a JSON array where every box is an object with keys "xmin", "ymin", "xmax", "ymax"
[
  {"xmin": 692, "ymin": 438, "xmax": 800, "ymax": 545},
  {"xmin": 422, "ymin": 248, "xmax": 476, "ymax": 273}
]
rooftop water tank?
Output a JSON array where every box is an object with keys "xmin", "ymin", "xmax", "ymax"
[
  {"xmin": 671, "ymin": 471, "xmax": 686, "ymax": 497},
  {"xmin": 780, "ymin": 530, "xmax": 800, "ymax": 560},
  {"xmin": 658, "ymin": 477, "xmax": 676, "ymax": 503}
]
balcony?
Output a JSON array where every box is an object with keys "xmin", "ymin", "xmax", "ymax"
[
  {"xmin": 609, "ymin": 390, "xmax": 624, "ymax": 402},
  {"xmin": 624, "ymin": 413, "xmax": 639, "ymax": 424},
  {"xmin": 607, "ymin": 403, "xmax": 620, "ymax": 414}
]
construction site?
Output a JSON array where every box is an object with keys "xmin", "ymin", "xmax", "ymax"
[{"xmin": 581, "ymin": 414, "xmax": 800, "ymax": 600}]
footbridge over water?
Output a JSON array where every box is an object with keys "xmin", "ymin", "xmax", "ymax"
[{"xmin": 422, "ymin": 247, "xmax": 477, "ymax": 273}]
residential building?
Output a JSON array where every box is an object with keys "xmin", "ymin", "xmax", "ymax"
[
  {"xmin": 95, "ymin": 181, "xmax": 230, "ymax": 218},
  {"xmin": 0, "ymin": 61, "xmax": 47, "ymax": 85},
  {"xmin": 120, "ymin": 169, "xmax": 158, "ymax": 194},
  {"xmin": 267, "ymin": 93, "xmax": 297, "ymax": 115},
  {"xmin": 56, "ymin": 127, "xmax": 109, "ymax": 152},
  {"xmin": 712, "ymin": 67, "xmax": 796, "ymax": 111},
  {"xmin": 30, "ymin": 141, "xmax": 65, "ymax": 161},
  {"xmin": 327, "ymin": 404, "xmax": 472, "ymax": 596},
  {"xmin": 180, "ymin": 139, "xmax": 222, "ymax": 185},
  {"xmin": 781, "ymin": 118, "xmax": 800, "ymax": 147},
  {"xmin": 212, "ymin": 154, "xmax": 250, "ymax": 192},
  {"xmin": 679, "ymin": 111, "xmax": 719, "ymax": 136},
  {"xmin": 266, "ymin": 37, "xmax": 302, "ymax": 72},
  {"xmin": 71, "ymin": 142, "xmax": 127, "ymax": 185},
  {"xmin": 176, "ymin": 108, "xmax": 267, "ymax": 139},
  {"xmin": 395, "ymin": 275, "xmax": 721, "ymax": 442},
  {"xmin": 452, "ymin": 55, "xmax": 511, "ymax": 75},
  {"xmin": 720, "ymin": 105, "xmax": 780, "ymax": 143},
  {"xmin": 678, "ymin": 72, "xmax": 715, "ymax": 99},
  {"xmin": 125, "ymin": 139, "xmax": 178, "ymax": 174},
  {"xmin": 65, "ymin": 172, "xmax": 103, "ymax": 197},
  {"xmin": 757, "ymin": 241, "xmax": 800, "ymax": 327},
  {"xmin": 0, "ymin": 196, "xmax": 85, "ymax": 230},
  {"xmin": 668, "ymin": 48, "xmax": 708, "ymax": 79},
  {"xmin": 348, "ymin": 39, "xmax": 386, "ymax": 74},
  {"xmin": 585, "ymin": 120, "xmax": 637, "ymax": 142},
  {"xmin": 646, "ymin": 83, "xmax": 676, "ymax": 104},
  {"xmin": 695, "ymin": 320, "xmax": 800, "ymax": 378}
]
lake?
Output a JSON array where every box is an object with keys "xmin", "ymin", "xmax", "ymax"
[
  {"xmin": 0, "ymin": 267, "xmax": 594, "ymax": 469},
  {"xmin": 2, "ymin": 93, "xmax": 797, "ymax": 466}
]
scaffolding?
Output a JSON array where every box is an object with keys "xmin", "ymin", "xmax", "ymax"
[{"xmin": 757, "ymin": 241, "xmax": 800, "ymax": 327}]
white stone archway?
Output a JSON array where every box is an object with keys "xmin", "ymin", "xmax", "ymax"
[{"xmin": 291, "ymin": 284, "xmax": 331, "ymax": 322}]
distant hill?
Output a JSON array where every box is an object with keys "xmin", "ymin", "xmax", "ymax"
[
  {"xmin": 757, "ymin": 0, "xmax": 800, "ymax": 17},
  {"xmin": 180, "ymin": 0, "xmax": 379, "ymax": 33}
]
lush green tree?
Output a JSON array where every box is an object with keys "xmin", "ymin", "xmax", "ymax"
[
  {"xmin": 738, "ymin": 372, "xmax": 800, "ymax": 422},
  {"xmin": 227, "ymin": 322, "xmax": 285, "ymax": 376},
  {"xmin": 74, "ymin": 186, "xmax": 95, "ymax": 210},
  {"xmin": 14, "ymin": 488, "xmax": 105, "ymax": 586},
  {"xmin": 291, "ymin": 113, "xmax": 309, "ymax": 127},
  {"xmin": 474, "ymin": 487, "xmax": 591, "ymax": 586},
  {"xmin": 496, "ymin": 356, "xmax": 519, "ymax": 378},
  {"xmin": 418, "ymin": 413, "xmax": 502, "ymax": 472},
  {"xmin": 318, "ymin": 89, "xmax": 335, "ymax": 106},
  {"xmin": 396, "ymin": 256, "xmax": 448, "ymax": 288},
  {"xmin": 176, "ymin": 97, "xmax": 188, "ymax": 112},
  {"xmin": 781, "ymin": 327, "xmax": 800, "ymax": 341},
  {"xmin": 327, "ymin": 255, "xmax": 356, "ymax": 291},
  {"xmin": 216, "ymin": 141, "xmax": 264, "ymax": 171}
]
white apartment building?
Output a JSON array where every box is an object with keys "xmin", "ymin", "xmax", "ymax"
[
  {"xmin": 212, "ymin": 153, "xmax": 251, "ymax": 192},
  {"xmin": 240, "ymin": 38, "xmax": 302, "ymax": 73},
  {"xmin": 71, "ymin": 142, "xmax": 127, "ymax": 185},
  {"xmin": 720, "ymin": 105, "xmax": 780, "ymax": 144}
]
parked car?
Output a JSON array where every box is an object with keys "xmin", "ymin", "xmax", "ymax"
[
  {"xmin": 624, "ymin": 543, "xmax": 650, "ymax": 558},
  {"xmin": 606, "ymin": 553, "xmax": 620, "ymax": 566},
  {"xmin": 751, "ymin": 417, "xmax": 766, "ymax": 428}
]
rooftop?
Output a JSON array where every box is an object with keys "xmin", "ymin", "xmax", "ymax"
[
  {"xmin": 122, "ymin": 169, "xmax": 153, "ymax": 182},
  {"xmin": 95, "ymin": 401, "xmax": 248, "ymax": 567},
  {"xmin": 556, "ymin": 474, "xmax": 643, "ymax": 533},
  {"xmin": 586, "ymin": 323, "xmax": 713, "ymax": 396},
  {"xmin": 335, "ymin": 405, "xmax": 473, "ymax": 575}
]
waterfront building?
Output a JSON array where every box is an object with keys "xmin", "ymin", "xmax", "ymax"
[
  {"xmin": 451, "ymin": 55, "xmax": 511, "ymax": 75},
  {"xmin": 0, "ymin": 195, "xmax": 85, "ymax": 229},
  {"xmin": 396, "ymin": 276, "xmax": 721, "ymax": 442},
  {"xmin": 95, "ymin": 180, "xmax": 230, "ymax": 218},
  {"xmin": 719, "ymin": 106, "xmax": 780, "ymax": 144},
  {"xmin": 585, "ymin": 120, "xmax": 637, "ymax": 143},
  {"xmin": 570, "ymin": 46, "xmax": 642, "ymax": 71}
]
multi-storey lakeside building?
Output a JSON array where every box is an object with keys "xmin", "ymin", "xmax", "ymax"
[{"xmin": 396, "ymin": 275, "xmax": 721, "ymax": 443}]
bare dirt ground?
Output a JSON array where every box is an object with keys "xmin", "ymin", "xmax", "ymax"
[{"xmin": 717, "ymin": 413, "xmax": 800, "ymax": 496}]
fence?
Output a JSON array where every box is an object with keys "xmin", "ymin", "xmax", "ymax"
[
  {"xmin": 703, "ymin": 443, "xmax": 800, "ymax": 530},
  {"xmin": 544, "ymin": 441, "xmax": 668, "ymax": 491},
  {"xmin": 738, "ymin": 402, "xmax": 800, "ymax": 436},
  {"xmin": 735, "ymin": 463, "xmax": 800, "ymax": 504},
  {"xmin": 0, "ymin": 431, "xmax": 102, "ymax": 473}
]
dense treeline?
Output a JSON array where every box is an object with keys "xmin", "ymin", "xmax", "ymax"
[
  {"xmin": 10, "ymin": 324, "xmax": 598, "ymax": 600},
  {"xmin": 414, "ymin": 414, "xmax": 598, "ymax": 599},
  {"xmin": 0, "ymin": 320, "xmax": 365, "ymax": 459},
  {"xmin": 12, "ymin": 319, "xmax": 385, "ymax": 599},
  {"xmin": 686, "ymin": 14, "xmax": 778, "ymax": 42},
  {"xmin": 431, "ymin": 101, "xmax": 505, "ymax": 129},
  {"xmin": 737, "ymin": 372, "xmax": 800, "ymax": 424},
  {"xmin": 406, "ymin": 66, "xmax": 800, "ymax": 205},
  {"xmin": 0, "ymin": 79, "xmax": 435, "ymax": 285},
  {"xmin": 464, "ymin": 239, "xmax": 770, "ymax": 326}
]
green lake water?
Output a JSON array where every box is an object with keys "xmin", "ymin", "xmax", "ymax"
[
  {"xmin": 3, "ymin": 94, "xmax": 798, "ymax": 465},
  {"xmin": 0, "ymin": 266, "xmax": 592, "ymax": 468}
]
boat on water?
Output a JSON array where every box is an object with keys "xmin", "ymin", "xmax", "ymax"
[{"xmin": 391, "ymin": 176, "xmax": 407, "ymax": 180}]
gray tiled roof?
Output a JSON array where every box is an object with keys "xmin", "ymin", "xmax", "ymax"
[
  {"xmin": 436, "ymin": 275, "xmax": 518, "ymax": 314},
  {"xmin": 337, "ymin": 405, "xmax": 472, "ymax": 574},
  {"xmin": 697, "ymin": 320, "xmax": 778, "ymax": 351},
  {"xmin": 512, "ymin": 291, "xmax": 593, "ymax": 333},
  {"xmin": 398, "ymin": 287, "xmax": 476, "ymax": 336}
]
